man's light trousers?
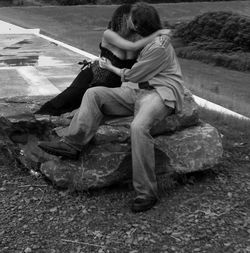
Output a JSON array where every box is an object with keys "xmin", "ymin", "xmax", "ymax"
[{"xmin": 63, "ymin": 86, "xmax": 173, "ymax": 199}]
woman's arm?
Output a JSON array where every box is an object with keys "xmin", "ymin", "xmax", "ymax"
[
  {"xmin": 103, "ymin": 28, "xmax": 171, "ymax": 51},
  {"xmin": 99, "ymin": 57, "xmax": 122, "ymax": 76},
  {"xmin": 100, "ymin": 39, "xmax": 169, "ymax": 83}
]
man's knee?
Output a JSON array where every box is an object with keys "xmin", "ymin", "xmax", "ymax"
[
  {"xmin": 131, "ymin": 119, "xmax": 147, "ymax": 134},
  {"xmin": 84, "ymin": 86, "xmax": 106, "ymax": 101},
  {"xmin": 85, "ymin": 86, "xmax": 103, "ymax": 96}
]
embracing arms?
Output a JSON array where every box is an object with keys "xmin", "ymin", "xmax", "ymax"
[
  {"xmin": 99, "ymin": 45, "xmax": 168, "ymax": 83},
  {"xmin": 103, "ymin": 28, "xmax": 171, "ymax": 51},
  {"xmin": 99, "ymin": 57, "xmax": 122, "ymax": 77}
]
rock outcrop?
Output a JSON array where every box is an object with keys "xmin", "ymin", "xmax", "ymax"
[
  {"xmin": 0, "ymin": 91, "xmax": 223, "ymax": 191},
  {"xmin": 39, "ymin": 122, "xmax": 223, "ymax": 191}
]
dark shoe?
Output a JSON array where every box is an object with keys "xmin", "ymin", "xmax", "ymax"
[
  {"xmin": 131, "ymin": 196, "xmax": 157, "ymax": 213},
  {"xmin": 38, "ymin": 140, "xmax": 79, "ymax": 160}
]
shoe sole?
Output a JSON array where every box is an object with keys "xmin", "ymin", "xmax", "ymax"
[
  {"xmin": 131, "ymin": 199, "xmax": 157, "ymax": 213},
  {"xmin": 38, "ymin": 144, "xmax": 78, "ymax": 160}
]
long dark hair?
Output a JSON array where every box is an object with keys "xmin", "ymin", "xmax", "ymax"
[
  {"xmin": 107, "ymin": 4, "xmax": 132, "ymax": 35},
  {"xmin": 131, "ymin": 2, "xmax": 162, "ymax": 37}
]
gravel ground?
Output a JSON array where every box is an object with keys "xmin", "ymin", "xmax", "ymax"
[{"xmin": 0, "ymin": 121, "xmax": 250, "ymax": 253}]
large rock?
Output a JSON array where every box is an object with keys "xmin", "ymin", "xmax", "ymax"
[
  {"xmin": 0, "ymin": 91, "xmax": 223, "ymax": 191},
  {"xmin": 0, "ymin": 117, "xmax": 21, "ymax": 167},
  {"xmin": 39, "ymin": 122, "xmax": 223, "ymax": 191}
]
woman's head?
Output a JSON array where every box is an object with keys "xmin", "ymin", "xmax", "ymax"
[
  {"xmin": 130, "ymin": 2, "xmax": 162, "ymax": 37},
  {"xmin": 108, "ymin": 4, "xmax": 133, "ymax": 38}
]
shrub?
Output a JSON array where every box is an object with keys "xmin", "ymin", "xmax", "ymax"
[
  {"xmin": 54, "ymin": 0, "xmax": 244, "ymax": 5},
  {"xmin": 56, "ymin": 0, "xmax": 95, "ymax": 5},
  {"xmin": 175, "ymin": 11, "xmax": 250, "ymax": 52}
]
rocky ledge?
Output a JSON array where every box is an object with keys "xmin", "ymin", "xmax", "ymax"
[{"xmin": 0, "ymin": 90, "xmax": 223, "ymax": 191}]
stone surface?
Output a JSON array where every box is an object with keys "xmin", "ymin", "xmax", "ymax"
[
  {"xmin": 39, "ymin": 122, "xmax": 223, "ymax": 191},
  {"xmin": 0, "ymin": 117, "xmax": 21, "ymax": 167},
  {"xmin": 0, "ymin": 91, "xmax": 223, "ymax": 191}
]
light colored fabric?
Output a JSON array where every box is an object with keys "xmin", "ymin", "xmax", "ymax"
[
  {"xmin": 121, "ymin": 35, "xmax": 184, "ymax": 113},
  {"xmin": 63, "ymin": 86, "xmax": 173, "ymax": 198},
  {"xmin": 63, "ymin": 86, "xmax": 135, "ymax": 150},
  {"xmin": 132, "ymin": 90, "xmax": 174, "ymax": 199},
  {"xmin": 61, "ymin": 35, "xmax": 186, "ymax": 199}
]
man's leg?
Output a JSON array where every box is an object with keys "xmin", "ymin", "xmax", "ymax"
[
  {"xmin": 131, "ymin": 91, "xmax": 174, "ymax": 211},
  {"xmin": 39, "ymin": 86, "xmax": 136, "ymax": 157},
  {"xmin": 64, "ymin": 86, "xmax": 136, "ymax": 150}
]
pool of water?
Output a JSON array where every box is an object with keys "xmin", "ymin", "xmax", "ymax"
[{"xmin": 0, "ymin": 54, "xmax": 68, "ymax": 67}]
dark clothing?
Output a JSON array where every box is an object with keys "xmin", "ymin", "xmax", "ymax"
[{"xmin": 35, "ymin": 44, "xmax": 136, "ymax": 116}]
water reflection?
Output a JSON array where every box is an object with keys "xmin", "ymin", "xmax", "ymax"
[
  {"xmin": 37, "ymin": 55, "xmax": 71, "ymax": 67},
  {"xmin": 0, "ymin": 54, "xmax": 69, "ymax": 67},
  {"xmin": 16, "ymin": 39, "xmax": 32, "ymax": 45},
  {"xmin": 0, "ymin": 55, "xmax": 38, "ymax": 66},
  {"xmin": 4, "ymin": 46, "xmax": 21, "ymax": 50}
]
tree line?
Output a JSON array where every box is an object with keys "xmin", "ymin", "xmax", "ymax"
[{"xmin": 56, "ymin": 0, "xmax": 244, "ymax": 5}]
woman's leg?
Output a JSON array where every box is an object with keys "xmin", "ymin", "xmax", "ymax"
[{"xmin": 35, "ymin": 67, "xmax": 93, "ymax": 116}]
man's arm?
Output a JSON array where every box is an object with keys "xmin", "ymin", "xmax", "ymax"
[
  {"xmin": 99, "ymin": 42, "xmax": 169, "ymax": 83},
  {"xmin": 121, "ymin": 46, "xmax": 168, "ymax": 83}
]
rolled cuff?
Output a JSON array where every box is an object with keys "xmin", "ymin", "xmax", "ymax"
[{"xmin": 121, "ymin": 68, "xmax": 127, "ymax": 82}]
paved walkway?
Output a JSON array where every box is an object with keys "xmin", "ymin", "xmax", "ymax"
[{"xmin": 0, "ymin": 21, "xmax": 91, "ymax": 98}]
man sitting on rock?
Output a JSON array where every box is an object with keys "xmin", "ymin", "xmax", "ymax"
[{"xmin": 38, "ymin": 2, "xmax": 185, "ymax": 213}]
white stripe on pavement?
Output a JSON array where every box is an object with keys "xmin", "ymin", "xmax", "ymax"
[
  {"xmin": 17, "ymin": 66, "xmax": 60, "ymax": 96},
  {"xmin": 0, "ymin": 20, "xmax": 40, "ymax": 34}
]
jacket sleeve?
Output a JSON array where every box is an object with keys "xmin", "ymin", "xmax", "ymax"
[{"xmin": 121, "ymin": 46, "xmax": 167, "ymax": 83}]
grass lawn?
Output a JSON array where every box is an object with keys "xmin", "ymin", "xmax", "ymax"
[{"xmin": 181, "ymin": 58, "xmax": 250, "ymax": 118}]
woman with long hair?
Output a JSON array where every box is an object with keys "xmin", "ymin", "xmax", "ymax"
[{"xmin": 35, "ymin": 4, "xmax": 170, "ymax": 116}]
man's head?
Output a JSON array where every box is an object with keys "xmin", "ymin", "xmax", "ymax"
[{"xmin": 129, "ymin": 2, "xmax": 162, "ymax": 37}]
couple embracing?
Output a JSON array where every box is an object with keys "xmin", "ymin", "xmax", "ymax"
[{"xmin": 38, "ymin": 2, "xmax": 185, "ymax": 213}]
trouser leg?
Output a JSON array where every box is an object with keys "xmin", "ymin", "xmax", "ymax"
[
  {"xmin": 53, "ymin": 67, "xmax": 93, "ymax": 113},
  {"xmin": 64, "ymin": 86, "xmax": 136, "ymax": 150},
  {"xmin": 36, "ymin": 67, "xmax": 93, "ymax": 115},
  {"xmin": 131, "ymin": 91, "xmax": 174, "ymax": 199}
]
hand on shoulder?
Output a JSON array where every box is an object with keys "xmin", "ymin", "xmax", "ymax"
[{"xmin": 158, "ymin": 29, "xmax": 172, "ymax": 37}]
